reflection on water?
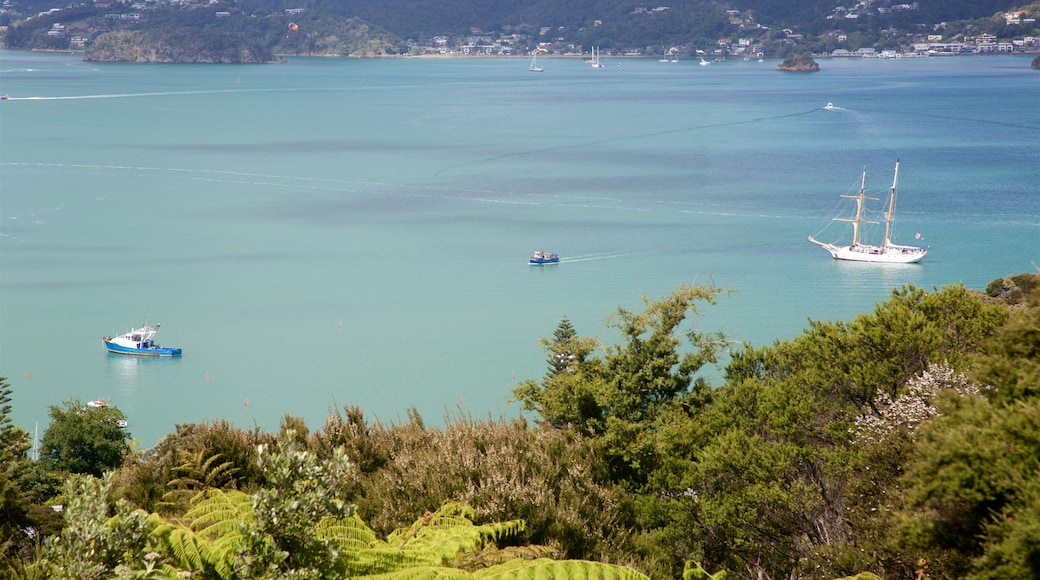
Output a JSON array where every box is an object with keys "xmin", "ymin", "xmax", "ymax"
[
  {"xmin": 832, "ymin": 260, "xmax": 927, "ymax": 302},
  {"xmin": 105, "ymin": 354, "xmax": 182, "ymax": 398},
  {"xmin": 3, "ymin": 53, "xmax": 1034, "ymax": 449}
]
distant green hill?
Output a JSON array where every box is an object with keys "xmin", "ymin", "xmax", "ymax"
[
  {"xmin": 1, "ymin": 4, "xmax": 405, "ymax": 58},
  {"xmin": 2, "ymin": 0, "xmax": 1037, "ymax": 59},
  {"xmin": 84, "ymin": 29, "xmax": 273, "ymax": 63}
]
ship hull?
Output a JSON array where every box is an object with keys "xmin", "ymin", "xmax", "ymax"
[{"xmin": 103, "ymin": 340, "xmax": 182, "ymax": 357}]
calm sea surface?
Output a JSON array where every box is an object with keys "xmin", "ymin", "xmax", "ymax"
[{"xmin": 1, "ymin": 51, "xmax": 1037, "ymax": 447}]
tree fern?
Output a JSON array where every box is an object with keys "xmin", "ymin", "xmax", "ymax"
[
  {"xmin": 365, "ymin": 558, "xmax": 653, "ymax": 580},
  {"xmin": 185, "ymin": 488, "xmax": 255, "ymax": 536},
  {"xmin": 146, "ymin": 489, "xmax": 253, "ymax": 579},
  {"xmin": 472, "ymin": 558, "xmax": 650, "ymax": 579},
  {"xmin": 385, "ymin": 501, "xmax": 525, "ymax": 564},
  {"xmin": 343, "ymin": 548, "xmax": 429, "ymax": 578},
  {"xmin": 683, "ymin": 560, "xmax": 728, "ymax": 580},
  {"xmin": 186, "ymin": 489, "xmax": 253, "ymax": 577},
  {"xmin": 455, "ymin": 544, "xmax": 560, "ymax": 571},
  {"xmin": 331, "ymin": 501, "xmax": 529, "ymax": 577},
  {"xmin": 315, "ymin": 512, "xmax": 379, "ymax": 551},
  {"xmin": 158, "ymin": 448, "xmax": 242, "ymax": 514},
  {"xmin": 42, "ymin": 444, "xmax": 649, "ymax": 580},
  {"xmin": 317, "ymin": 512, "xmax": 416, "ymax": 576},
  {"xmin": 148, "ymin": 515, "xmax": 212, "ymax": 574},
  {"xmin": 360, "ymin": 567, "xmax": 474, "ymax": 580}
]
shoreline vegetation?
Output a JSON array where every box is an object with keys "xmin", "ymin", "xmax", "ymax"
[
  {"xmin": 2, "ymin": 273, "xmax": 1039, "ymax": 578},
  {"xmin": 2, "ymin": 0, "xmax": 1038, "ymax": 63},
  {"xmin": 10, "ymin": 46, "xmax": 1037, "ymax": 61}
]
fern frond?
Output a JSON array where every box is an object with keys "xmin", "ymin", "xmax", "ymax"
[
  {"xmin": 145, "ymin": 489, "xmax": 252, "ymax": 579},
  {"xmin": 430, "ymin": 501, "xmax": 477, "ymax": 520},
  {"xmin": 343, "ymin": 545, "xmax": 428, "ymax": 577},
  {"xmin": 207, "ymin": 532, "xmax": 246, "ymax": 580},
  {"xmin": 148, "ymin": 505, "xmax": 242, "ymax": 579},
  {"xmin": 393, "ymin": 525, "xmax": 516, "ymax": 565},
  {"xmin": 359, "ymin": 566, "xmax": 474, "ymax": 580},
  {"xmin": 683, "ymin": 560, "xmax": 729, "ymax": 580},
  {"xmin": 185, "ymin": 488, "xmax": 255, "ymax": 535},
  {"xmin": 316, "ymin": 513, "xmax": 379, "ymax": 552},
  {"xmin": 456, "ymin": 543, "xmax": 560, "ymax": 570},
  {"xmin": 188, "ymin": 487, "xmax": 253, "ymax": 510},
  {"xmin": 151, "ymin": 524, "xmax": 211, "ymax": 571},
  {"xmin": 378, "ymin": 503, "xmax": 527, "ymax": 569},
  {"xmin": 473, "ymin": 558, "xmax": 651, "ymax": 580},
  {"xmin": 198, "ymin": 452, "xmax": 240, "ymax": 487},
  {"xmin": 387, "ymin": 503, "xmax": 524, "ymax": 554}
]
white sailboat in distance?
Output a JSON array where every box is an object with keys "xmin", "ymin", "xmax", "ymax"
[
  {"xmin": 808, "ymin": 160, "xmax": 927, "ymax": 264},
  {"xmin": 529, "ymin": 52, "xmax": 543, "ymax": 72},
  {"xmin": 590, "ymin": 47, "xmax": 604, "ymax": 68}
]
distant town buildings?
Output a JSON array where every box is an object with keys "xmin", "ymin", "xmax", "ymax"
[{"xmin": 2, "ymin": 0, "xmax": 1037, "ymax": 58}]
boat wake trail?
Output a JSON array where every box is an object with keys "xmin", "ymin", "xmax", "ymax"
[
  {"xmin": 0, "ymin": 88, "xmax": 316, "ymax": 101},
  {"xmin": 561, "ymin": 251, "xmax": 641, "ymax": 263},
  {"xmin": 1, "ymin": 162, "xmax": 371, "ymax": 194},
  {"xmin": 854, "ymin": 106, "xmax": 1039, "ymax": 132},
  {"xmin": 432, "ymin": 108, "xmax": 822, "ymax": 178}
]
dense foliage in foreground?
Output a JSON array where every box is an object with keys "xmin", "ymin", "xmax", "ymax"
[{"xmin": 1, "ymin": 273, "xmax": 1037, "ymax": 579}]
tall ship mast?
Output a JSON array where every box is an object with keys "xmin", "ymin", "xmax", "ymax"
[{"xmin": 808, "ymin": 160, "xmax": 927, "ymax": 264}]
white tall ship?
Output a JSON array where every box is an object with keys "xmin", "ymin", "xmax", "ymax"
[
  {"xmin": 808, "ymin": 160, "xmax": 927, "ymax": 264},
  {"xmin": 589, "ymin": 47, "xmax": 604, "ymax": 68}
]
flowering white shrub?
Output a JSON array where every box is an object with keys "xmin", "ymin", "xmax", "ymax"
[{"xmin": 851, "ymin": 364, "xmax": 985, "ymax": 445}]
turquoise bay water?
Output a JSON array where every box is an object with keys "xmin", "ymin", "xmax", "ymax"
[{"xmin": 1, "ymin": 52, "xmax": 1037, "ymax": 447}]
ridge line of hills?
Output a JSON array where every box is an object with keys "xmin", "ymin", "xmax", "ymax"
[{"xmin": 2, "ymin": 0, "xmax": 1039, "ymax": 62}]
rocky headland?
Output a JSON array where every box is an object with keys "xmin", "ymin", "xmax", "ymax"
[{"xmin": 83, "ymin": 29, "xmax": 273, "ymax": 63}]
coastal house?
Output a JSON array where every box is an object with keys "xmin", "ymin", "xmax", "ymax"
[
  {"xmin": 1006, "ymin": 11, "xmax": 1025, "ymax": 25},
  {"xmin": 460, "ymin": 37, "xmax": 501, "ymax": 55}
]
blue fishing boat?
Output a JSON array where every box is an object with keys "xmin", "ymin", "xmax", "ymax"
[
  {"xmin": 103, "ymin": 323, "xmax": 182, "ymax": 357},
  {"xmin": 529, "ymin": 251, "xmax": 559, "ymax": 265}
]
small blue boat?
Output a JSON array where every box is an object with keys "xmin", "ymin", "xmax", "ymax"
[
  {"xmin": 529, "ymin": 251, "xmax": 559, "ymax": 265},
  {"xmin": 103, "ymin": 323, "xmax": 182, "ymax": 357}
]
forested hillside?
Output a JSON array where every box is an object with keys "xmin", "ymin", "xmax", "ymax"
[
  {"xmin": 2, "ymin": 273, "xmax": 1038, "ymax": 578},
  {"xmin": 347, "ymin": 0, "xmax": 1036, "ymax": 42},
  {"xmin": 736, "ymin": 0, "xmax": 1023, "ymax": 30},
  {"xmin": 349, "ymin": 0, "xmax": 731, "ymax": 46},
  {"xmin": 0, "ymin": 4, "xmax": 405, "ymax": 57},
  {"xmin": 83, "ymin": 29, "xmax": 273, "ymax": 63},
  {"xmin": 3, "ymin": 0, "xmax": 1038, "ymax": 57}
]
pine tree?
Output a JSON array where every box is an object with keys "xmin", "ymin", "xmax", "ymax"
[
  {"xmin": 546, "ymin": 318, "xmax": 579, "ymax": 379},
  {"xmin": 0, "ymin": 377, "xmax": 38, "ymax": 574}
]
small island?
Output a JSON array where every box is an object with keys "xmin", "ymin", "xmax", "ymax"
[{"xmin": 777, "ymin": 53, "xmax": 820, "ymax": 72}]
